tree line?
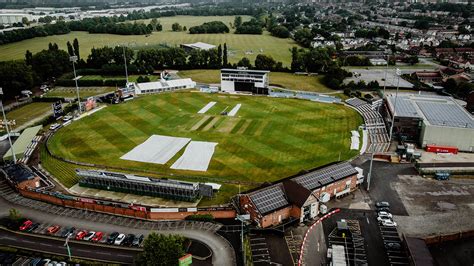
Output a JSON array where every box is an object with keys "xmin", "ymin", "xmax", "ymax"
[{"xmin": 189, "ymin": 21, "xmax": 229, "ymax": 34}]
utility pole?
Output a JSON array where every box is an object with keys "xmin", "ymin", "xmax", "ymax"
[
  {"xmin": 389, "ymin": 68, "xmax": 401, "ymax": 141},
  {"xmin": 64, "ymin": 234, "xmax": 72, "ymax": 261},
  {"xmin": 366, "ymin": 152, "xmax": 374, "ymax": 191},
  {"xmin": 121, "ymin": 45, "xmax": 129, "ymax": 84},
  {"xmin": 0, "ymin": 88, "xmax": 16, "ymax": 163},
  {"xmin": 70, "ymin": 55, "xmax": 82, "ymax": 114},
  {"xmin": 383, "ymin": 54, "xmax": 389, "ymax": 97}
]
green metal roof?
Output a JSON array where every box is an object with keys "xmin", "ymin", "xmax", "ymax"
[{"xmin": 3, "ymin": 125, "xmax": 42, "ymax": 161}]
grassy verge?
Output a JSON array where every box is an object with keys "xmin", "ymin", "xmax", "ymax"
[
  {"xmin": 45, "ymin": 87, "xmax": 115, "ymax": 98},
  {"xmin": 6, "ymin": 102, "xmax": 52, "ymax": 130}
]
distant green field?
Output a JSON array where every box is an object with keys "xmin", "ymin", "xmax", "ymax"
[
  {"xmin": 179, "ymin": 70, "xmax": 333, "ymax": 93},
  {"xmin": 0, "ymin": 16, "xmax": 299, "ymax": 66},
  {"xmin": 47, "ymin": 92, "xmax": 362, "ymax": 189},
  {"xmin": 6, "ymin": 102, "xmax": 52, "ymax": 130}
]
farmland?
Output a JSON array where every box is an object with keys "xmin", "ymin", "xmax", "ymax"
[{"xmin": 0, "ymin": 16, "xmax": 299, "ymax": 66}]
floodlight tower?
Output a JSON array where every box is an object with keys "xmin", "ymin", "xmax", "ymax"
[
  {"xmin": 389, "ymin": 68, "xmax": 401, "ymax": 141},
  {"xmin": 70, "ymin": 55, "xmax": 82, "ymax": 114},
  {"xmin": 0, "ymin": 87, "xmax": 16, "ymax": 163}
]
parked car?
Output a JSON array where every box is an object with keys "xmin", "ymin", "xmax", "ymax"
[
  {"xmin": 377, "ymin": 207, "xmax": 390, "ymax": 212},
  {"xmin": 75, "ymin": 230, "xmax": 88, "ymax": 240},
  {"xmin": 49, "ymin": 123, "xmax": 61, "ymax": 131},
  {"xmin": 83, "ymin": 231, "xmax": 96, "ymax": 241},
  {"xmin": 377, "ymin": 216, "xmax": 392, "ymax": 222},
  {"xmin": 122, "ymin": 234, "xmax": 135, "ymax": 246},
  {"xmin": 26, "ymin": 223, "xmax": 40, "ymax": 233},
  {"xmin": 19, "ymin": 220, "xmax": 33, "ymax": 231},
  {"xmin": 46, "ymin": 225, "xmax": 61, "ymax": 235},
  {"xmin": 380, "ymin": 220, "xmax": 397, "ymax": 227},
  {"xmin": 62, "ymin": 115, "xmax": 73, "ymax": 122},
  {"xmin": 91, "ymin": 232, "xmax": 103, "ymax": 242},
  {"xmin": 114, "ymin": 233, "xmax": 126, "ymax": 245},
  {"xmin": 375, "ymin": 201, "xmax": 390, "ymax": 208},
  {"xmin": 60, "ymin": 227, "xmax": 76, "ymax": 238},
  {"xmin": 385, "ymin": 242, "xmax": 402, "ymax": 250},
  {"xmin": 377, "ymin": 211, "xmax": 392, "ymax": 218},
  {"xmin": 106, "ymin": 232, "xmax": 120, "ymax": 244},
  {"xmin": 132, "ymin": 234, "xmax": 144, "ymax": 247}
]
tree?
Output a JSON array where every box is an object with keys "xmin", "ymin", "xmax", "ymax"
[
  {"xmin": 237, "ymin": 57, "xmax": 251, "ymax": 68},
  {"xmin": 73, "ymin": 38, "xmax": 80, "ymax": 60},
  {"xmin": 0, "ymin": 61, "xmax": 34, "ymax": 99},
  {"xmin": 172, "ymin": 22, "xmax": 183, "ymax": 32},
  {"xmin": 25, "ymin": 50, "xmax": 33, "ymax": 65},
  {"xmin": 293, "ymin": 28, "xmax": 313, "ymax": 47},
  {"xmin": 135, "ymin": 233, "xmax": 185, "ymax": 266},
  {"xmin": 234, "ymin": 16, "xmax": 242, "ymax": 28},
  {"xmin": 223, "ymin": 43, "xmax": 228, "ymax": 67},
  {"xmin": 66, "ymin": 41, "xmax": 74, "ymax": 56},
  {"xmin": 9, "ymin": 208, "xmax": 21, "ymax": 221},
  {"xmin": 21, "ymin": 17, "xmax": 29, "ymax": 26},
  {"xmin": 290, "ymin": 47, "xmax": 303, "ymax": 72},
  {"xmin": 31, "ymin": 47, "xmax": 70, "ymax": 81},
  {"xmin": 255, "ymin": 54, "xmax": 276, "ymax": 70},
  {"xmin": 217, "ymin": 44, "xmax": 222, "ymax": 68},
  {"xmin": 270, "ymin": 25, "xmax": 290, "ymax": 38}
]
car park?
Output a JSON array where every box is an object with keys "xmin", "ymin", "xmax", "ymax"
[
  {"xmin": 106, "ymin": 232, "xmax": 120, "ymax": 244},
  {"xmin": 91, "ymin": 232, "xmax": 103, "ymax": 242},
  {"xmin": 75, "ymin": 230, "xmax": 87, "ymax": 240},
  {"xmin": 83, "ymin": 231, "xmax": 96, "ymax": 241},
  {"xmin": 19, "ymin": 220, "xmax": 33, "ymax": 231},
  {"xmin": 122, "ymin": 234, "xmax": 135, "ymax": 246},
  {"xmin": 46, "ymin": 225, "xmax": 60, "ymax": 235},
  {"xmin": 132, "ymin": 234, "xmax": 144, "ymax": 247},
  {"xmin": 375, "ymin": 201, "xmax": 390, "ymax": 208},
  {"xmin": 114, "ymin": 233, "xmax": 126, "ymax": 245},
  {"xmin": 26, "ymin": 223, "xmax": 40, "ymax": 233},
  {"xmin": 60, "ymin": 227, "xmax": 75, "ymax": 238},
  {"xmin": 380, "ymin": 220, "xmax": 397, "ymax": 227}
]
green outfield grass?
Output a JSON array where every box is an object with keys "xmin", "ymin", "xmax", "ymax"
[
  {"xmin": 6, "ymin": 102, "xmax": 52, "ymax": 130},
  {"xmin": 0, "ymin": 16, "xmax": 298, "ymax": 66},
  {"xmin": 80, "ymin": 74, "xmax": 159, "ymax": 82},
  {"xmin": 45, "ymin": 86, "xmax": 116, "ymax": 98},
  {"xmin": 178, "ymin": 70, "xmax": 333, "ymax": 92},
  {"xmin": 46, "ymin": 92, "xmax": 362, "ymax": 192}
]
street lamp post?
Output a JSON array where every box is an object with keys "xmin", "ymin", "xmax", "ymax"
[
  {"xmin": 383, "ymin": 54, "xmax": 389, "ymax": 97},
  {"xmin": 122, "ymin": 45, "xmax": 129, "ymax": 84},
  {"xmin": 366, "ymin": 152, "xmax": 374, "ymax": 191},
  {"xmin": 70, "ymin": 55, "xmax": 82, "ymax": 114},
  {"xmin": 389, "ymin": 68, "xmax": 401, "ymax": 141},
  {"xmin": 64, "ymin": 235, "xmax": 72, "ymax": 261},
  {"xmin": 0, "ymin": 88, "xmax": 16, "ymax": 163}
]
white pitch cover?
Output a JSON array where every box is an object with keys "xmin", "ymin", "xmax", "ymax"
[
  {"xmin": 121, "ymin": 135, "xmax": 191, "ymax": 164},
  {"xmin": 171, "ymin": 141, "xmax": 218, "ymax": 171}
]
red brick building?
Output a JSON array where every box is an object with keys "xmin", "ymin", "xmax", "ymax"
[
  {"xmin": 239, "ymin": 162, "xmax": 359, "ymax": 228},
  {"xmin": 1, "ymin": 164, "xmax": 40, "ymax": 190}
]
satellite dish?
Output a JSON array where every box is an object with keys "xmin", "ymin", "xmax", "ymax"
[{"xmin": 320, "ymin": 192, "xmax": 330, "ymax": 203}]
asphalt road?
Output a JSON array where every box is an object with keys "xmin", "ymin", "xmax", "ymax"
[
  {"xmin": 0, "ymin": 196, "xmax": 236, "ymax": 266},
  {"xmin": 0, "ymin": 228, "xmax": 138, "ymax": 264}
]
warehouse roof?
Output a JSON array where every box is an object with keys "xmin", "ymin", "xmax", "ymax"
[{"xmin": 387, "ymin": 95, "xmax": 474, "ymax": 128}]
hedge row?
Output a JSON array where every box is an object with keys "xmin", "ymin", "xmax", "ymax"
[{"xmin": 55, "ymin": 79, "xmax": 127, "ymax": 87}]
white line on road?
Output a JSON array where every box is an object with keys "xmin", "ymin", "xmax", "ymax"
[
  {"xmin": 39, "ymin": 243, "xmax": 52, "ymax": 247},
  {"xmin": 366, "ymin": 217, "xmax": 370, "ymax": 224},
  {"xmin": 117, "ymin": 254, "xmax": 133, "ymax": 258},
  {"xmin": 22, "ymin": 240, "xmax": 34, "ymax": 244},
  {"xmin": 77, "ymin": 249, "xmax": 89, "ymax": 252},
  {"xmin": 96, "ymin": 252, "xmax": 111, "ymax": 255}
]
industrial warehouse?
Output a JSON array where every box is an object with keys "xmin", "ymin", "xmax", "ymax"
[
  {"xmin": 239, "ymin": 162, "xmax": 361, "ymax": 228},
  {"xmin": 76, "ymin": 169, "xmax": 215, "ymax": 202},
  {"xmin": 384, "ymin": 94, "xmax": 474, "ymax": 152}
]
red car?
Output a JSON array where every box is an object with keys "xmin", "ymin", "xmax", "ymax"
[
  {"xmin": 19, "ymin": 220, "xmax": 33, "ymax": 231},
  {"xmin": 46, "ymin": 225, "xmax": 61, "ymax": 235},
  {"xmin": 91, "ymin": 232, "xmax": 103, "ymax": 242},
  {"xmin": 75, "ymin": 230, "xmax": 88, "ymax": 240}
]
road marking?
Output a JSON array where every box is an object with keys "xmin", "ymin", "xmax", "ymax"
[
  {"xmin": 77, "ymin": 249, "xmax": 89, "ymax": 252},
  {"xmin": 366, "ymin": 217, "xmax": 370, "ymax": 224},
  {"xmin": 96, "ymin": 252, "xmax": 111, "ymax": 255},
  {"xmin": 39, "ymin": 243, "xmax": 52, "ymax": 247},
  {"xmin": 2, "ymin": 237, "xmax": 15, "ymax": 240},
  {"xmin": 22, "ymin": 240, "xmax": 34, "ymax": 244},
  {"xmin": 117, "ymin": 254, "xmax": 133, "ymax": 258}
]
